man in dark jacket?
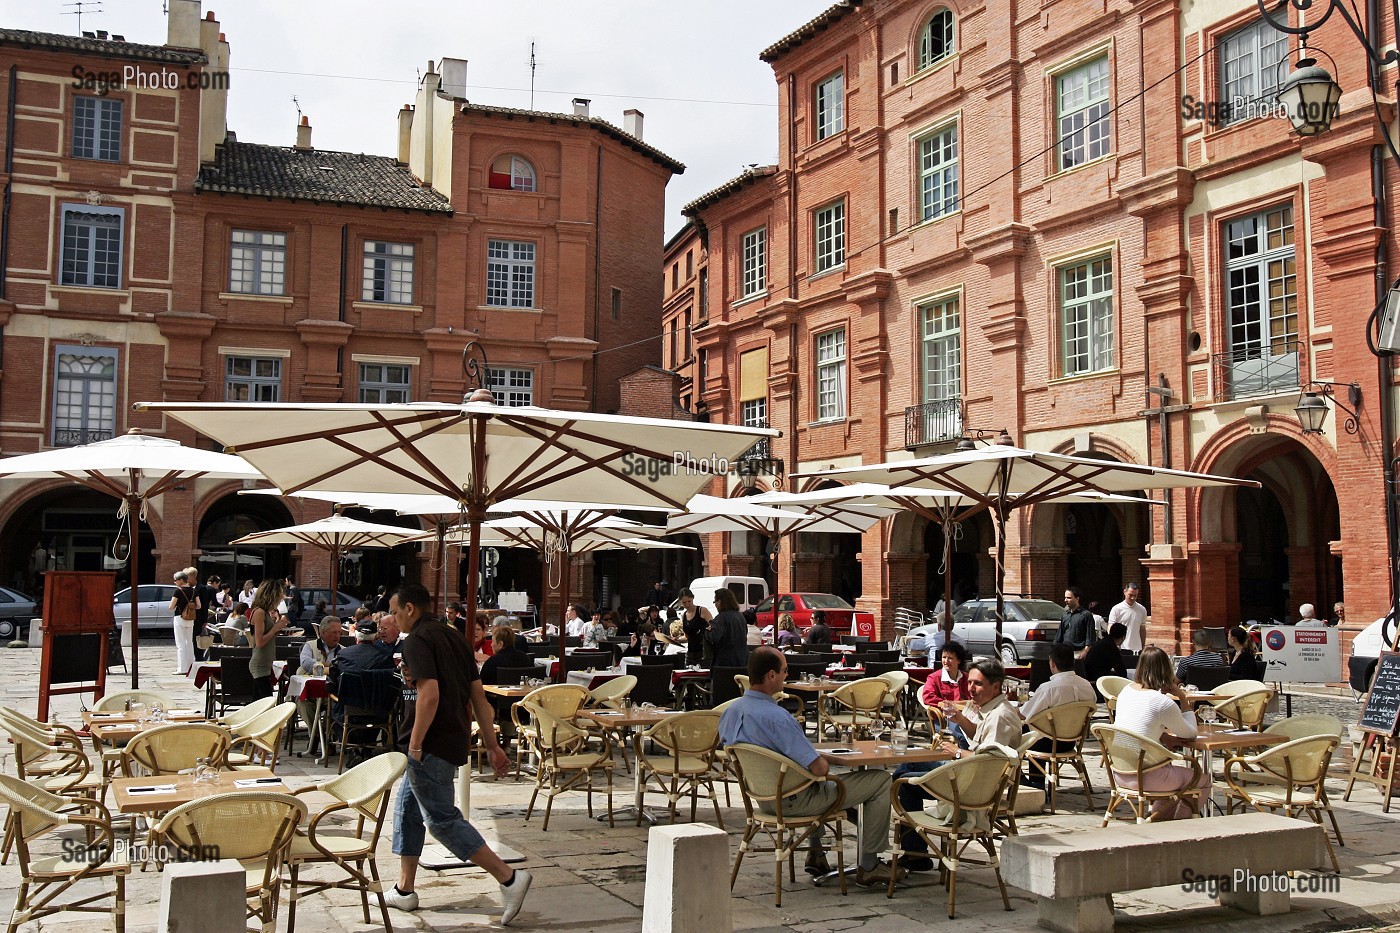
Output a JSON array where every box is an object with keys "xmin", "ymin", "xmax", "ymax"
[
  {"xmin": 1082, "ymin": 623, "xmax": 1129, "ymax": 699},
  {"xmin": 804, "ymin": 611, "xmax": 833, "ymax": 647},
  {"xmin": 1056, "ymin": 587, "xmax": 1095, "ymax": 660}
]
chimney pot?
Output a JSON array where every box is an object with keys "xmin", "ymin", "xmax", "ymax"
[
  {"xmin": 623, "ymin": 108, "xmax": 644, "ymax": 139},
  {"xmin": 439, "ymin": 57, "xmax": 468, "ymax": 99},
  {"xmin": 572, "ymin": 97, "xmax": 591, "ymax": 118},
  {"xmin": 295, "ymin": 116, "xmax": 312, "ymax": 150}
]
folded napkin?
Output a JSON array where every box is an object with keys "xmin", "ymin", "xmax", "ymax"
[
  {"xmin": 234, "ymin": 777, "xmax": 284, "ymax": 788},
  {"xmin": 127, "ymin": 784, "xmax": 177, "ymax": 794}
]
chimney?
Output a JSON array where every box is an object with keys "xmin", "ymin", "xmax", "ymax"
[
  {"xmin": 439, "ymin": 57, "xmax": 468, "ymax": 99},
  {"xmin": 623, "ymin": 108, "xmax": 644, "ymax": 139},
  {"xmin": 166, "ymin": 0, "xmax": 201, "ymax": 47},
  {"xmin": 196, "ymin": 9, "xmax": 229, "ymax": 164},
  {"xmin": 95, "ymin": 30, "xmax": 109, "ymax": 40},
  {"xmin": 397, "ymin": 105, "xmax": 413, "ymax": 163},
  {"xmin": 296, "ymin": 115, "xmax": 312, "ymax": 150},
  {"xmin": 572, "ymin": 97, "xmax": 590, "ymax": 118}
]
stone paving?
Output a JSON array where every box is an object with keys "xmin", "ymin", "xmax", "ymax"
[{"xmin": 2, "ymin": 640, "xmax": 1400, "ymax": 932}]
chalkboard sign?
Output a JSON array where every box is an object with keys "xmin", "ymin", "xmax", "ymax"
[{"xmin": 1360, "ymin": 653, "xmax": 1400, "ymax": 735}]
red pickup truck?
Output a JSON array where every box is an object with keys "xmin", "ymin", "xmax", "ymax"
[{"xmin": 754, "ymin": 593, "xmax": 877, "ymax": 639}]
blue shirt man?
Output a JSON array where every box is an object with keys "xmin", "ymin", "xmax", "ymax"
[{"xmin": 718, "ymin": 647, "xmax": 902, "ymax": 886}]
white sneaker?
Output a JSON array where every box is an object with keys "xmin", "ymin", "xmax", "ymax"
[
  {"xmin": 383, "ymin": 886, "xmax": 419, "ymax": 911},
  {"xmin": 500, "ymin": 868, "xmax": 532, "ymax": 926}
]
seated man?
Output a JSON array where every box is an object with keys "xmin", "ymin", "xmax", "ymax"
[
  {"xmin": 373, "ymin": 614, "xmax": 401, "ymax": 657},
  {"xmin": 719, "ymin": 647, "xmax": 904, "ymax": 887},
  {"xmin": 896, "ymin": 657, "xmax": 1022, "ymax": 871},
  {"xmin": 1019, "ymin": 643, "xmax": 1096, "ymax": 788},
  {"xmin": 328, "ymin": 627, "xmax": 399, "ymax": 730},
  {"xmin": 1082, "ymin": 622, "xmax": 1128, "ymax": 697},
  {"xmin": 1174, "ymin": 629, "xmax": 1229, "ymax": 684},
  {"xmin": 299, "ymin": 615, "xmax": 343, "ymax": 674}
]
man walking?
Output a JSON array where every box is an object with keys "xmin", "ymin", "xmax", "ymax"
[
  {"xmin": 385, "ymin": 583, "xmax": 532, "ymax": 925},
  {"xmin": 1107, "ymin": 582, "xmax": 1147, "ymax": 655},
  {"xmin": 1057, "ymin": 587, "xmax": 1095, "ymax": 660}
]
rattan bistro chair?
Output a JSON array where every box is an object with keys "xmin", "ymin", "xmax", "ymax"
[
  {"xmin": 1023, "ymin": 701, "xmax": 1097, "ymax": 811},
  {"xmin": 522, "ymin": 702, "xmax": 615, "ymax": 830},
  {"xmin": 634, "ymin": 711, "xmax": 724, "ymax": 828},
  {"xmin": 286, "ymin": 752, "xmax": 407, "ymax": 933},
  {"xmin": 1223, "ymin": 735, "xmax": 1343, "ymax": 872},
  {"xmin": 120, "ymin": 723, "xmax": 231, "ymax": 777},
  {"xmin": 150, "ymin": 792, "xmax": 306, "ymax": 933},
  {"xmin": 0, "ymin": 774, "xmax": 128, "ymax": 933},
  {"xmin": 824, "ymin": 678, "xmax": 890, "ymax": 742},
  {"xmin": 1211, "ymin": 687, "xmax": 1274, "ymax": 732},
  {"xmin": 1092, "ymin": 724, "xmax": 1204, "ymax": 824},
  {"xmin": 726, "ymin": 742, "xmax": 848, "ymax": 908},
  {"xmin": 226, "ymin": 702, "xmax": 297, "ymax": 770},
  {"xmin": 888, "ymin": 751, "xmax": 1016, "ymax": 918},
  {"xmin": 91, "ymin": 691, "xmax": 174, "ymax": 713},
  {"xmin": 217, "ymin": 695, "xmax": 278, "ymax": 731}
]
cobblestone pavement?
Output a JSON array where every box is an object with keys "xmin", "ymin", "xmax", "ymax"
[{"xmin": 2, "ymin": 641, "xmax": 1399, "ymax": 932}]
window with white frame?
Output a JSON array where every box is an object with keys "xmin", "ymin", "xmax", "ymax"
[
  {"xmin": 1220, "ymin": 19, "xmax": 1289, "ymax": 126},
  {"xmin": 814, "ymin": 201, "xmax": 845, "ymax": 273},
  {"xmin": 488, "ymin": 154, "xmax": 537, "ymax": 192},
  {"xmin": 741, "ymin": 227, "xmax": 766, "ymax": 297},
  {"xmin": 1056, "ymin": 56, "xmax": 1111, "ymax": 171},
  {"xmin": 60, "ymin": 205, "xmax": 122, "ymax": 288},
  {"xmin": 1060, "ymin": 255, "xmax": 1115, "ymax": 375},
  {"xmin": 918, "ymin": 9, "xmax": 956, "ymax": 71},
  {"xmin": 72, "ymin": 97, "xmax": 122, "ymax": 161},
  {"xmin": 1225, "ymin": 206, "xmax": 1297, "ymax": 358},
  {"xmin": 815, "ymin": 72, "xmax": 844, "ymax": 140},
  {"xmin": 52, "ymin": 346, "xmax": 117, "ymax": 446},
  {"xmin": 487, "ymin": 367, "xmax": 534, "ymax": 406},
  {"xmin": 741, "ymin": 397, "xmax": 768, "ymax": 429},
  {"xmin": 919, "ymin": 124, "xmax": 959, "ymax": 221},
  {"xmin": 225, "ymin": 356, "xmax": 282, "ymax": 402},
  {"xmin": 486, "ymin": 240, "xmax": 535, "ymax": 307},
  {"xmin": 815, "ymin": 329, "xmax": 847, "ymax": 421},
  {"xmin": 358, "ymin": 363, "xmax": 411, "ymax": 404},
  {"xmin": 362, "ymin": 241, "xmax": 415, "ymax": 304},
  {"xmin": 921, "ymin": 297, "xmax": 961, "ymax": 404},
  {"xmin": 229, "ymin": 230, "xmax": 287, "ymax": 295}
]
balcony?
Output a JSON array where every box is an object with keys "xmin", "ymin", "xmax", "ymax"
[
  {"xmin": 1211, "ymin": 341, "xmax": 1300, "ymax": 401},
  {"xmin": 54, "ymin": 427, "xmax": 115, "ymax": 447},
  {"xmin": 905, "ymin": 398, "xmax": 963, "ymax": 449}
]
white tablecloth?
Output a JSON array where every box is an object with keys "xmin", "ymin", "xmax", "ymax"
[{"xmin": 287, "ymin": 674, "xmax": 327, "ymax": 701}]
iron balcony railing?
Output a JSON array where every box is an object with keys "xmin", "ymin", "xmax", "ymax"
[
  {"xmin": 1211, "ymin": 340, "xmax": 1300, "ymax": 401},
  {"xmin": 54, "ymin": 427, "xmax": 114, "ymax": 447},
  {"xmin": 905, "ymin": 397, "xmax": 963, "ymax": 448}
]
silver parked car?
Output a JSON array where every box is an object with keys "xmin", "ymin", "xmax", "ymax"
[
  {"xmin": 112, "ymin": 585, "xmax": 181, "ymax": 630},
  {"xmin": 906, "ymin": 598, "xmax": 1063, "ymax": 664},
  {"xmin": 0, "ymin": 587, "xmax": 37, "ymax": 640}
]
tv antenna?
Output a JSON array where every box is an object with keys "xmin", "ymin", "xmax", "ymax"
[
  {"xmin": 528, "ymin": 41, "xmax": 537, "ymax": 110},
  {"xmin": 291, "ymin": 95, "xmax": 302, "ymax": 122},
  {"xmin": 62, "ymin": 0, "xmax": 102, "ymax": 35}
]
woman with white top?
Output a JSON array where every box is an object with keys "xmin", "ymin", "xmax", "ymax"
[{"xmin": 1111, "ymin": 645, "xmax": 1206, "ymax": 820}]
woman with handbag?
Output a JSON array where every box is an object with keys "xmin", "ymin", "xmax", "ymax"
[{"xmin": 169, "ymin": 570, "xmax": 201, "ymax": 675}]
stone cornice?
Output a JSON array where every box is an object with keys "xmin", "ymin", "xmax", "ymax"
[
  {"xmin": 294, "ymin": 319, "xmax": 353, "ymax": 346},
  {"xmin": 966, "ymin": 222, "xmax": 1032, "ymax": 266},
  {"xmin": 845, "ymin": 269, "xmax": 894, "ymax": 307},
  {"xmin": 1121, "ymin": 167, "xmax": 1196, "ymax": 218},
  {"xmin": 154, "ymin": 311, "xmax": 217, "ymax": 340}
]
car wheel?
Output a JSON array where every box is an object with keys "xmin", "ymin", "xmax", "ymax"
[
  {"xmin": 0, "ymin": 618, "xmax": 14, "ymax": 639},
  {"xmin": 999, "ymin": 641, "xmax": 1019, "ymax": 666}
]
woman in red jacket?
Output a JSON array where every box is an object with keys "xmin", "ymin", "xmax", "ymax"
[{"xmin": 919, "ymin": 640, "xmax": 970, "ymax": 705}]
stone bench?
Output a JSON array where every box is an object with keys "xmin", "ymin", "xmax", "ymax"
[{"xmin": 1000, "ymin": 812, "xmax": 1328, "ymax": 933}]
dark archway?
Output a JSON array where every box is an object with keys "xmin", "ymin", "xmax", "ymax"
[
  {"xmin": 0, "ymin": 486, "xmax": 151, "ymax": 600},
  {"xmin": 923, "ymin": 513, "xmax": 983, "ymax": 607},
  {"xmin": 1236, "ymin": 485, "xmax": 1290, "ymax": 623},
  {"xmin": 197, "ymin": 492, "xmax": 295, "ymax": 588},
  {"xmin": 1066, "ymin": 503, "xmax": 1124, "ymax": 612}
]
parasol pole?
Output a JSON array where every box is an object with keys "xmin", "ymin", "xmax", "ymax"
[
  {"xmin": 557, "ymin": 536, "xmax": 571, "ymax": 675},
  {"xmin": 127, "ymin": 491, "xmax": 141, "ymax": 689},
  {"xmin": 329, "ymin": 542, "xmax": 339, "ymax": 622}
]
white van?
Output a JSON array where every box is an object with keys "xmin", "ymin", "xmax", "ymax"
[
  {"xmin": 1349, "ymin": 614, "xmax": 1395, "ymax": 691},
  {"xmin": 675, "ymin": 576, "xmax": 770, "ymax": 618}
]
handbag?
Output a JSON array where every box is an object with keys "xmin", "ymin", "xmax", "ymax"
[{"xmin": 179, "ymin": 587, "xmax": 198, "ymax": 622}]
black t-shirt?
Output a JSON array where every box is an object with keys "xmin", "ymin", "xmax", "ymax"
[
  {"xmin": 400, "ymin": 617, "xmax": 478, "ymax": 766},
  {"xmin": 480, "ymin": 646, "xmax": 531, "ymax": 684},
  {"xmin": 195, "ymin": 584, "xmax": 217, "ymax": 625}
]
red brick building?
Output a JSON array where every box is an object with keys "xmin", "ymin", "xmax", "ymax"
[
  {"xmin": 0, "ymin": 2, "xmax": 681, "ymax": 605},
  {"xmin": 668, "ymin": 0, "xmax": 1398, "ymax": 658}
]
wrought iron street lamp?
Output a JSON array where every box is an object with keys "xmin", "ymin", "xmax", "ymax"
[{"xmin": 1294, "ymin": 381, "xmax": 1362, "ymax": 435}]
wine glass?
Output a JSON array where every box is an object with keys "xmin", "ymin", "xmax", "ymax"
[
  {"xmin": 129, "ymin": 701, "xmax": 147, "ymax": 725},
  {"xmin": 1200, "ymin": 704, "xmax": 1218, "ymax": 727}
]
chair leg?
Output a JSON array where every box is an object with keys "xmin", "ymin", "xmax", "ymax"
[
  {"xmin": 983, "ymin": 834, "xmax": 1012, "ymax": 911},
  {"xmin": 286, "ymin": 863, "xmax": 300, "ymax": 933},
  {"xmin": 945, "ymin": 838, "xmax": 958, "ymax": 919},
  {"xmin": 369, "ymin": 858, "xmax": 393, "ymax": 932},
  {"xmin": 115, "ymin": 870, "xmax": 126, "ymax": 933}
]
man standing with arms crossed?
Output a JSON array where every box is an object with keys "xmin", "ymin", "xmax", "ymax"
[{"xmin": 384, "ymin": 583, "xmax": 532, "ymax": 925}]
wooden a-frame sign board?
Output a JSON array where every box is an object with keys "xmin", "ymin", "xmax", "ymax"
[{"xmin": 1346, "ymin": 652, "xmax": 1400, "ymax": 810}]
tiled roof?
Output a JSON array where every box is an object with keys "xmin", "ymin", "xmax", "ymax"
[
  {"xmin": 196, "ymin": 141, "xmax": 453, "ymax": 214},
  {"xmin": 0, "ymin": 28, "xmax": 206, "ymax": 65},
  {"xmin": 683, "ymin": 165, "xmax": 778, "ymax": 215},
  {"xmin": 460, "ymin": 103, "xmax": 685, "ymax": 174},
  {"xmin": 760, "ymin": 1, "xmax": 866, "ymax": 63}
]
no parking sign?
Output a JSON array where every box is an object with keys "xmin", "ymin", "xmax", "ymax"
[{"xmin": 1260, "ymin": 625, "xmax": 1341, "ymax": 683}]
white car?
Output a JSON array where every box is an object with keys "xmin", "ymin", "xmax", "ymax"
[
  {"xmin": 905, "ymin": 598, "xmax": 1063, "ymax": 664},
  {"xmin": 1348, "ymin": 614, "xmax": 1396, "ymax": 691}
]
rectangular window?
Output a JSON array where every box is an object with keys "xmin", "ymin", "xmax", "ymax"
[
  {"xmin": 60, "ymin": 205, "xmax": 122, "ymax": 288},
  {"xmin": 1060, "ymin": 255, "xmax": 1115, "ymax": 375},
  {"xmin": 698, "ymin": 268, "xmax": 709, "ymax": 320},
  {"xmin": 229, "ymin": 230, "xmax": 287, "ymax": 295},
  {"xmin": 1056, "ymin": 56, "xmax": 1111, "ymax": 171},
  {"xmin": 814, "ymin": 201, "xmax": 846, "ymax": 273},
  {"xmin": 921, "ymin": 298, "xmax": 962, "ymax": 404},
  {"xmin": 225, "ymin": 356, "xmax": 282, "ymax": 402},
  {"xmin": 1219, "ymin": 19, "xmax": 1289, "ymax": 126},
  {"xmin": 816, "ymin": 72, "xmax": 844, "ymax": 140},
  {"xmin": 362, "ymin": 241, "xmax": 415, "ymax": 304},
  {"xmin": 684, "ymin": 309, "xmax": 692, "ymax": 360},
  {"xmin": 1222, "ymin": 206, "xmax": 1298, "ymax": 397},
  {"xmin": 686, "ymin": 251, "xmax": 693, "ymax": 278},
  {"xmin": 486, "ymin": 367, "xmax": 534, "ymax": 406},
  {"xmin": 486, "ymin": 240, "xmax": 535, "ymax": 308},
  {"xmin": 52, "ymin": 345, "xmax": 117, "ymax": 446},
  {"xmin": 741, "ymin": 227, "xmax": 767, "ymax": 297},
  {"xmin": 919, "ymin": 124, "xmax": 959, "ymax": 221},
  {"xmin": 611, "ymin": 287, "xmax": 622, "ymax": 320},
  {"xmin": 72, "ymin": 97, "xmax": 122, "ymax": 161},
  {"xmin": 357, "ymin": 363, "xmax": 411, "ymax": 404},
  {"xmin": 815, "ymin": 329, "xmax": 847, "ymax": 421}
]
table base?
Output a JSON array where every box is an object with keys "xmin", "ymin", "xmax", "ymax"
[{"xmin": 419, "ymin": 841, "xmax": 526, "ymax": 871}]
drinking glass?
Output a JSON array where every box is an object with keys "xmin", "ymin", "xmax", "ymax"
[
  {"xmin": 1200, "ymin": 705, "xmax": 1218, "ymax": 727},
  {"xmin": 891, "ymin": 725, "xmax": 909, "ymax": 755},
  {"xmin": 193, "ymin": 757, "xmax": 217, "ymax": 784},
  {"xmin": 1016, "ymin": 684, "xmax": 1030, "ymax": 704},
  {"xmin": 129, "ymin": 701, "xmax": 147, "ymax": 725},
  {"xmin": 150, "ymin": 703, "xmax": 166, "ymax": 723}
]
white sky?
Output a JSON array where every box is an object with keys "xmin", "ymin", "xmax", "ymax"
[{"xmin": 3, "ymin": 0, "xmax": 835, "ymax": 238}]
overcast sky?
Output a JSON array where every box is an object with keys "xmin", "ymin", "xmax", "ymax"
[{"xmin": 3, "ymin": 0, "xmax": 834, "ymax": 238}]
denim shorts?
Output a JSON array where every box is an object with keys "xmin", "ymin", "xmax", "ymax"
[{"xmin": 391, "ymin": 753, "xmax": 486, "ymax": 860}]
